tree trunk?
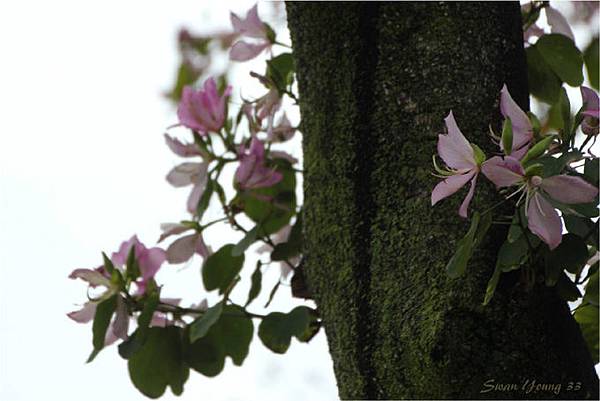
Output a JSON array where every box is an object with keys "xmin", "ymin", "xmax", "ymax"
[{"xmin": 286, "ymin": 2, "xmax": 599, "ymax": 399}]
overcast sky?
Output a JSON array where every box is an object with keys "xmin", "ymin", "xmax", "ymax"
[{"xmin": 0, "ymin": 1, "xmax": 598, "ymax": 400}]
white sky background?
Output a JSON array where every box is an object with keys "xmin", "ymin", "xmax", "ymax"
[
  {"xmin": 0, "ymin": 1, "xmax": 338, "ymax": 400},
  {"xmin": 0, "ymin": 1, "xmax": 598, "ymax": 400}
]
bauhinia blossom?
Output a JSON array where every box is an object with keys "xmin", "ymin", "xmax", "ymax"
[
  {"xmin": 159, "ymin": 223, "xmax": 210, "ymax": 264},
  {"xmin": 268, "ymin": 113, "xmax": 296, "ymax": 142},
  {"xmin": 111, "ymin": 235, "xmax": 167, "ymax": 294},
  {"xmin": 166, "ymin": 161, "xmax": 209, "ymax": 214},
  {"xmin": 499, "ymin": 84, "xmax": 533, "ymax": 160},
  {"xmin": 229, "ymin": 4, "xmax": 272, "ymax": 61},
  {"xmin": 235, "ymin": 136, "xmax": 283, "ymax": 190},
  {"xmin": 431, "ymin": 111, "xmax": 484, "ymax": 218},
  {"xmin": 482, "ymin": 156, "xmax": 598, "ymax": 249},
  {"xmin": 581, "ymin": 86, "xmax": 599, "ymax": 136},
  {"xmin": 164, "ymin": 133, "xmax": 208, "ymax": 159},
  {"xmin": 177, "ymin": 77, "xmax": 232, "ymax": 134}
]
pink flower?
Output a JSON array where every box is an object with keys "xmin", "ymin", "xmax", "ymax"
[
  {"xmin": 268, "ymin": 113, "xmax": 296, "ymax": 142},
  {"xmin": 164, "ymin": 134, "xmax": 208, "ymax": 159},
  {"xmin": 499, "ymin": 84, "xmax": 533, "ymax": 160},
  {"xmin": 229, "ymin": 4, "xmax": 272, "ymax": 61},
  {"xmin": 482, "ymin": 156, "xmax": 598, "ymax": 249},
  {"xmin": 235, "ymin": 137, "xmax": 282, "ymax": 190},
  {"xmin": 581, "ymin": 86, "xmax": 599, "ymax": 136},
  {"xmin": 431, "ymin": 111, "xmax": 482, "ymax": 218},
  {"xmin": 545, "ymin": 6, "xmax": 575, "ymax": 42},
  {"xmin": 158, "ymin": 223, "xmax": 211, "ymax": 264},
  {"xmin": 166, "ymin": 162, "xmax": 209, "ymax": 214},
  {"xmin": 177, "ymin": 78, "xmax": 232, "ymax": 134},
  {"xmin": 111, "ymin": 236, "xmax": 167, "ymax": 294}
]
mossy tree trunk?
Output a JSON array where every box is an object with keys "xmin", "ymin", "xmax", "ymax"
[{"xmin": 286, "ymin": 2, "xmax": 599, "ymax": 399}]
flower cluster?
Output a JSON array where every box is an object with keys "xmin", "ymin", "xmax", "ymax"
[{"xmin": 433, "ymin": 85, "xmax": 599, "ymax": 250}]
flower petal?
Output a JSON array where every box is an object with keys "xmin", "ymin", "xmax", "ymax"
[
  {"xmin": 431, "ymin": 170, "xmax": 476, "ymax": 206},
  {"xmin": 581, "ymin": 86, "xmax": 600, "ymax": 115},
  {"xmin": 527, "ymin": 193, "xmax": 562, "ymax": 250},
  {"xmin": 500, "ymin": 84, "xmax": 533, "ymax": 153},
  {"xmin": 229, "ymin": 40, "xmax": 270, "ymax": 61},
  {"xmin": 112, "ymin": 296, "xmax": 130, "ymax": 340},
  {"xmin": 68, "ymin": 268, "xmax": 111, "ymax": 287},
  {"xmin": 158, "ymin": 223, "xmax": 192, "ymax": 243},
  {"xmin": 541, "ymin": 175, "xmax": 598, "ymax": 204},
  {"xmin": 230, "ymin": 4, "xmax": 267, "ymax": 39},
  {"xmin": 67, "ymin": 302, "xmax": 97, "ymax": 323},
  {"xmin": 481, "ymin": 156, "xmax": 525, "ymax": 188},
  {"xmin": 138, "ymin": 247, "xmax": 166, "ymax": 282},
  {"xmin": 164, "ymin": 134, "xmax": 203, "ymax": 158},
  {"xmin": 166, "ymin": 234, "xmax": 197, "ymax": 264},
  {"xmin": 166, "ymin": 162, "xmax": 205, "ymax": 188},
  {"xmin": 437, "ymin": 111, "xmax": 476, "ymax": 170},
  {"xmin": 459, "ymin": 174, "xmax": 478, "ymax": 218},
  {"xmin": 546, "ymin": 6, "xmax": 575, "ymax": 41}
]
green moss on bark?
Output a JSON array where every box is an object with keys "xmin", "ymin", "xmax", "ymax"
[{"xmin": 287, "ymin": 2, "xmax": 599, "ymax": 399}]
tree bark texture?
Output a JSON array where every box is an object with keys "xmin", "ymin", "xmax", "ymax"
[{"xmin": 286, "ymin": 2, "xmax": 599, "ymax": 399}]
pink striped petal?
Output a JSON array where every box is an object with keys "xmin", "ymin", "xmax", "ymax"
[
  {"xmin": 458, "ymin": 174, "xmax": 478, "ymax": 218},
  {"xmin": 67, "ymin": 302, "xmax": 97, "ymax": 323},
  {"xmin": 230, "ymin": 4, "xmax": 267, "ymax": 39},
  {"xmin": 481, "ymin": 156, "xmax": 525, "ymax": 188},
  {"xmin": 437, "ymin": 111, "xmax": 476, "ymax": 170},
  {"xmin": 229, "ymin": 41, "xmax": 270, "ymax": 61},
  {"xmin": 500, "ymin": 85, "xmax": 533, "ymax": 153},
  {"xmin": 431, "ymin": 170, "xmax": 476, "ymax": 206},
  {"xmin": 541, "ymin": 175, "xmax": 598, "ymax": 204},
  {"xmin": 527, "ymin": 193, "xmax": 562, "ymax": 250}
]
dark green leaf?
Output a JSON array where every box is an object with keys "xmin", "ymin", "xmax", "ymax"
[
  {"xmin": 546, "ymin": 234, "xmax": 589, "ymax": 279},
  {"xmin": 271, "ymin": 214, "xmax": 303, "ymax": 261},
  {"xmin": 264, "ymin": 280, "xmax": 280, "ymax": 308},
  {"xmin": 584, "ymin": 36, "xmax": 599, "ymax": 90},
  {"xmin": 242, "ymin": 160, "xmax": 297, "ymax": 235},
  {"xmin": 507, "ymin": 208, "xmax": 527, "ymax": 243},
  {"xmin": 584, "ymin": 158, "xmax": 599, "ymax": 187},
  {"xmin": 474, "ymin": 212, "xmax": 492, "ymax": 247},
  {"xmin": 555, "ymin": 272, "xmax": 582, "ymax": 301},
  {"xmin": 102, "ymin": 252, "xmax": 115, "ymax": 274},
  {"xmin": 526, "ymin": 45, "xmax": 561, "ymax": 103},
  {"xmin": 119, "ymin": 290, "xmax": 160, "ymax": 359},
  {"xmin": 574, "ymin": 304, "xmax": 599, "ymax": 363},
  {"xmin": 258, "ymin": 306, "xmax": 318, "ymax": 354},
  {"xmin": 536, "ymin": 34, "xmax": 584, "ymax": 87},
  {"xmin": 501, "ymin": 117, "xmax": 513, "ymax": 155},
  {"xmin": 189, "ymin": 301, "xmax": 223, "ymax": 343},
  {"xmin": 202, "ymin": 244, "xmax": 245, "ymax": 293},
  {"xmin": 266, "ymin": 53, "xmax": 295, "ymax": 94},
  {"xmin": 445, "ymin": 212, "xmax": 480, "ymax": 278},
  {"xmin": 185, "ymin": 305, "xmax": 253, "ymax": 374},
  {"xmin": 497, "ymin": 236, "xmax": 529, "ymax": 272},
  {"xmin": 196, "ymin": 180, "xmax": 214, "ymax": 220},
  {"xmin": 126, "ymin": 245, "xmax": 140, "ymax": 281},
  {"xmin": 232, "ymin": 225, "xmax": 259, "ymax": 257},
  {"xmin": 88, "ymin": 295, "xmax": 117, "ymax": 362},
  {"xmin": 128, "ymin": 326, "xmax": 189, "ymax": 398},
  {"xmin": 564, "ymin": 215, "xmax": 597, "ymax": 246},
  {"xmin": 583, "ymin": 270, "xmax": 599, "ymax": 306},
  {"xmin": 245, "ymin": 262, "xmax": 262, "ymax": 307},
  {"xmin": 558, "ymin": 88, "xmax": 572, "ymax": 141},
  {"xmin": 483, "ymin": 263, "xmax": 502, "ymax": 306}
]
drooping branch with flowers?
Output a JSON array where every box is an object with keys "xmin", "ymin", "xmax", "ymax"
[{"xmin": 68, "ymin": 2, "xmax": 600, "ymax": 398}]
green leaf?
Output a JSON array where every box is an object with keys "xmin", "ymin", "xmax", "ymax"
[
  {"xmin": 185, "ymin": 305, "xmax": 253, "ymax": 375},
  {"xmin": 232, "ymin": 225, "xmax": 259, "ymax": 257},
  {"xmin": 126, "ymin": 245, "xmax": 140, "ymax": 281},
  {"xmin": 445, "ymin": 212, "xmax": 480, "ymax": 278},
  {"xmin": 483, "ymin": 263, "xmax": 502, "ymax": 306},
  {"xmin": 564, "ymin": 215, "xmax": 597, "ymax": 246},
  {"xmin": 245, "ymin": 262, "xmax": 263, "ymax": 307},
  {"xmin": 102, "ymin": 252, "xmax": 115, "ymax": 274},
  {"xmin": 474, "ymin": 212, "xmax": 492, "ymax": 247},
  {"xmin": 583, "ymin": 270, "xmax": 599, "ymax": 306},
  {"xmin": 584, "ymin": 158, "xmax": 599, "ymax": 187},
  {"xmin": 88, "ymin": 295, "xmax": 117, "ymax": 362},
  {"xmin": 584, "ymin": 36, "xmax": 599, "ymax": 90},
  {"xmin": 202, "ymin": 244, "xmax": 245, "ymax": 293},
  {"xmin": 168, "ymin": 62, "xmax": 201, "ymax": 101},
  {"xmin": 536, "ymin": 34, "xmax": 584, "ymax": 87},
  {"xmin": 266, "ymin": 53, "xmax": 295, "ymax": 94},
  {"xmin": 526, "ymin": 45, "xmax": 561, "ymax": 103},
  {"xmin": 574, "ymin": 304, "xmax": 600, "ymax": 363},
  {"xmin": 242, "ymin": 160, "xmax": 297, "ymax": 235},
  {"xmin": 555, "ymin": 272, "xmax": 582, "ymax": 301},
  {"xmin": 196, "ymin": 180, "xmax": 214, "ymax": 220},
  {"xmin": 557, "ymin": 88, "xmax": 572, "ymax": 142},
  {"xmin": 128, "ymin": 327, "xmax": 189, "ymax": 398},
  {"xmin": 258, "ymin": 306, "xmax": 319, "ymax": 354},
  {"xmin": 546, "ymin": 234, "xmax": 589, "ymax": 281},
  {"xmin": 507, "ymin": 207, "xmax": 527, "ymax": 243},
  {"xmin": 271, "ymin": 214, "xmax": 303, "ymax": 261},
  {"xmin": 119, "ymin": 290, "xmax": 160, "ymax": 359},
  {"xmin": 189, "ymin": 302, "xmax": 223, "ymax": 343},
  {"xmin": 264, "ymin": 280, "xmax": 280, "ymax": 308},
  {"xmin": 497, "ymin": 236, "xmax": 529, "ymax": 272}
]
